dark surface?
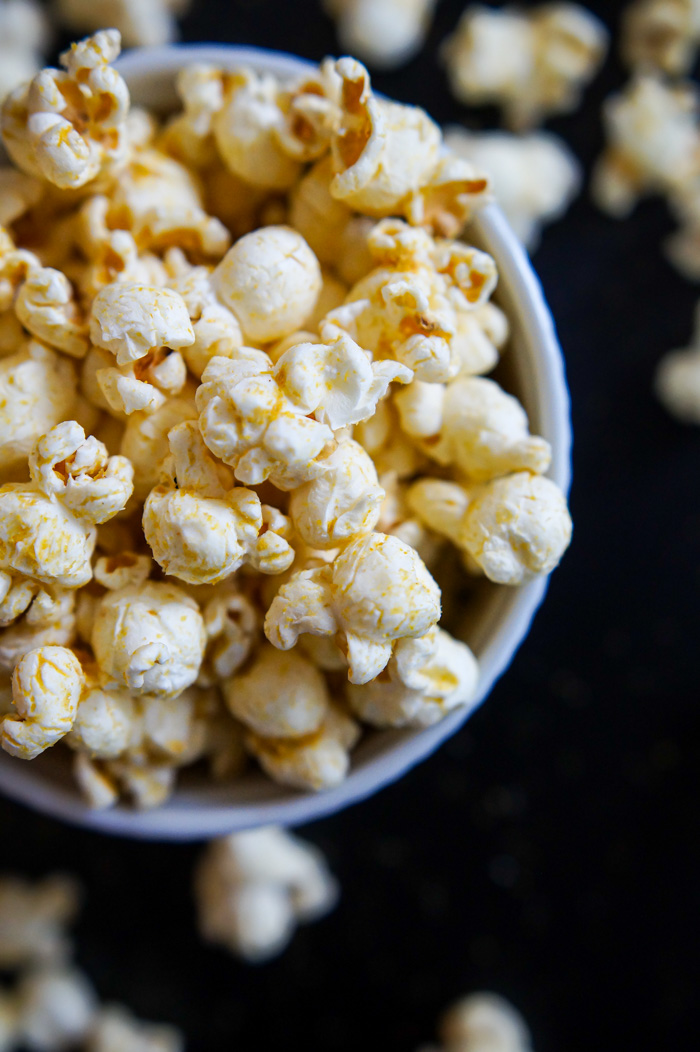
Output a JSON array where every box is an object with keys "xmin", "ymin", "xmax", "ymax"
[{"xmin": 2, "ymin": 0, "xmax": 699, "ymax": 1048}]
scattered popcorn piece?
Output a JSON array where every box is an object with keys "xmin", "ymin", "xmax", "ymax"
[
  {"xmin": 442, "ymin": 4, "xmax": 608, "ymax": 131},
  {"xmin": 224, "ymin": 643, "xmax": 329, "ymax": 740},
  {"xmin": 1, "ymin": 30, "xmax": 130, "ymax": 190},
  {"xmin": 331, "ymin": 58, "xmax": 442, "ymax": 216},
  {"xmin": 266, "ymin": 532, "xmax": 441, "ymax": 684},
  {"xmin": 213, "ymin": 225, "xmax": 321, "ymax": 344},
  {"xmin": 436, "ymin": 992, "xmax": 533, "ymax": 1052},
  {"xmin": 0, "ymin": 420, "xmax": 134, "ymax": 595},
  {"xmin": 593, "ymin": 74, "xmax": 700, "ymax": 218},
  {"xmin": 289, "ymin": 437, "xmax": 384, "ymax": 549},
  {"xmin": 621, "ymin": 0, "xmax": 700, "ymax": 75},
  {"xmin": 655, "ymin": 303, "xmax": 700, "ymax": 422},
  {"xmin": 195, "ymin": 826, "xmax": 339, "ymax": 962},
  {"xmin": 0, "ymin": 874, "xmax": 80, "ymax": 969},
  {"xmin": 398, "ymin": 376, "xmax": 552, "ymax": 482},
  {"xmin": 0, "ymin": 0, "xmax": 50, "ymax": 105},
  {"xmin": 347, "ymin": 626, "xmax": 478, "ymax": 728},
  {"xmin": 324, "ymin": 0, "xmax": 437, "ymax": 70},
  {"xmin": 90, "ymin": 284, "xmax": 194, "ymax": 367},
  {"xmin": 1, "ymin": 645, "xmax": 84, "ymax": 760},
  {"xmin": 444, "ymin": 128, "xmax": 581, "ymax": 249},
  {"xmin": 0, "ymin": 341, "xmax": 77, "ymax": 478},
  {"xmin": 91, "ymin": 580, "xmax": 205, "ymax": 699},
  {"xmin": 409, "ymin": 473, "xmax": 572, "ymax": 585},
  {"xmin": 57, "ymin": 0, "xmax": 191, "ymax": 49},
  {"xmin": 144, "ymin": 420, "xmax": 294, "ymax": 583},
  {"xmin": 17, "ymin": 966, "xmax": 97, "ymax": 1051},
  {"xmin": 87, "ymin": 1004, "xmax": 185, "ymax": 1052}
]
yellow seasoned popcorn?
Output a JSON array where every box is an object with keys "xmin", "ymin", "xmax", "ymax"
[
  {"xmin": 442, "ymin": 3, "xmax": 608, "ymax": 131},
  {"xmin": 622, "ymin": 0, "xmax": 700, "ymax": 76},
  {"xmin": 0, "ymin": 34, "xmax": 572, "ymax": 806}
]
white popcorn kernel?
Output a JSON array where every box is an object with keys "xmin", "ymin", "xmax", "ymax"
[
  {"xmin": 17, "ymin": 967, "xmax": 97, "ymax": 1052},
  {"xmin": 0, "ymin": 874, "xmax": 80, "ymax": 968},
  {"xmin": 93, "ymin": 552, "xmax": 152, "ymax": 593},
  {"xmin": 213, "ymin": 226, "xmax": 322, "ymax": 344},
  {"xmin": 265, "ymin": 532, "xmax": 441, "ymax": 684},
  {"xmin": 67, "ymin": 677, "xmax": 135, "ymax": 760},
  {"xmin": 1, "ymin": 645, "xmax": 84, "ymax": 760},
  {"xmin": 593, "ymin": 75, "xmax": 700, "ymax": 218},
  {"xmin": 417, "ymin": 376, "xmax": 552, "ymax": 482},
  {"xmin": 404, "ymin": 153, "xmax": 491, "ymax": 239},
  {"xmin": 289, "ymin": 155, "xmax": 356, "ymax": 269},
  {"xmin": 104, "ymin": 757, "xmax": 177, "ymax": 810},
  {"xmin": 439, "ymin": 992, "xmax": 532, "ymax": 1052},
  {"xmin": 331, "ymin": 58, "xmax": 441, "ymax": 215},
  {"xmin": 72, "ymin": 752, "xmax": 119, "ymax": 809},
  {"xmin": 325, "ymin": 0, "xmax": 437, "ymax": 70},
  {"xmin": 90, "ymin": 283, "xmax": 195, "ymax": 366},
  {"xmin": 196, "ymin": 352, "xmax": 334, "ymax": 491},
  {"xmin": 347, "ymin": 626, "xmax": 478, "ymax": 728},
  {"xmin": 195, "ymin": 827, "xmax": 338, "ymax": 962},
  {"xmin": 452, "ymin": 303, "xmax": 509, "ymax": 376},
  {"xmin": 622, "ymin": 0, "xmax": 700, "ymax": 76},
  {"xmin": 167, "ymin": 263, "xmax": 243, "ymax": 379},
  {"xmin": 143, "ymin": 420, "xmax": 294, "ymax": 584},
  {"xmin": 91, "ymin": 579, "xmax": 205, "ymax": 699},
  {"xmin": 199, "ymin": 584, "xmax": 260, "ymax": 684},
  {"xmin": 1, "ymin": 30, "xmax": 130, "ymax": 190},
  {"xmin": 274, "ymin": 61, "xmax": 343, "ymax": 164},
  {"xmin": 246, "ymin": 703, "xmax": 360, "ymax": 791},
  {"xmin": 0, "ymin": 167, "xmax": 43, "ymax": 226},
  {"xmin": 58, "ymin": 0, "xmax": 189, "ymax": 50},
  {"xmin": 0, "ymin": 340, "xmax": 77, "ymax": 476},
  {"xmin": 444, "ymin": 128, "xmax": 581, "ymax": 249},
  {"xmin": 224, "ymin": 644, "xmax": 329, "ymax": 740},
  {"xmin": 15, "ymin": 266, "xmax": 89, "ymax": 359},
  {"xmin": 87, "ymin": 1004, "xmax": 185, "ymax": 1052},
  {"xmin": 655, "ymin": 304, "xmax": 700, "ymax": 422},
  {"xmin": 213, "ymin": 69, "xmax": 303, "ymax": 190},
  {"xmin": 289, "ymin": 438, "xmax": 384, "ymax": 549},
  {"xmin": 0, "ymin": 589, "xmax": 77, "ymax": 674},
  {"xmin": 442, "ymin": 4, "xmax": 608, "ymax": 131}
]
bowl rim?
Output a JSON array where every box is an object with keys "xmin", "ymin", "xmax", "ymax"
[{"xmin": 0, "ymin": 44, "xmax": 572, "ymax": 840}]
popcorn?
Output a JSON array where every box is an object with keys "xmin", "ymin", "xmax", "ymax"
[
  {"xmin": 330, "ymin": 58, "xmax": 442, "ymax": 215},
  {"xmin": 91, "ymin": 579, "xmax": 206, "ymax": 699},
  {"xmin": 167, "ymin": 262, "xmax": 243, "ymax": 379},
  {"xmin": 0, "ymin": 874, "xmax": 80, "ymax": 968},
  {"xmin": 87, "ymin": 1005, "xmax": 184, "ymax": 1052},
  {"xmin": 289, "ymin": 437, "xmax": 383, "ymax": 549},
  {"xmin": 1, "ymin": 30, "xmax": 130, "ymax": 190},
  {"xmin": 444, "ymin": 128, "xmax": 581, "ymax": 249},
  {"xmin": 347, "ymin": 626, "xmax": 478, "ymax": 728},
  {"xmin": 1, "ymin": 645, "xmax": 84, "ymax": 760},
  {"xmin": 224, "ymin": 643, "xmax": 329, "ymax": 740},
  {"xmin": 655, "ymin": 303, "xmax": 700, "ymax": 422},
  {"xmin": 409, "ymin": 473, "xmax": 572, "ymax": 585},
  {"xmin": 0, "ymin": 421, "xmax": 134, "ymax": 594},
  {"xmin": 57, "ymin": 0, "xmax": 191, "ymax": 49},
  {"xmin": 442, "ymin": 3, "xmax": 608, "ymax": 131},
  {"xmin": 433, "ymin": 992, "xmax": 533, "ymax": 1052},
  {"xmin": 143, "ymin": 420, "xmax": 295, "ymax": 583},
  {"xmin": 119, "ymin": 395, "xmax": 197, "ymax": 501},
  {"xmin": 67, "ymin": 676, "xmax": 135, "ymax": 760},
  {"xmin": 17, "ymin": 966, "xmax": 97, "ymax": 1051},
  {"xmin": 90, "ymin": 284, "xmax": 194, "ymax": 367},
  {"xmin": 212, "ymin": 225, "xmax": 322, "ymax": 344},
  {"xmin": 15, "ymin": 266, "xmax": 89, "ymax": 359},
  {"xmin": 266, "ymin": 532, "xmax": 441, "ymax": 683},
  {"xmin": 0, "ymin": 341, "xmax": 77, "ymax": 477},
  {"xmin": 0, "ymin": 590, "xmax": 76, "ymax": 674},
  {"xmin": 195, "ymin": 827, "xmax": 339, "ymax": 962},
  {"xmin": 592, "ymin": 75, "xmax": 700, "ymax": 218},
  {"xmin": 0, "ymin": 0, "xmax": 50, "ymax": 105},
  {"xmin": 324, "ymin": 0, "xmax": 437, "ymax": 70},
  {"xmin": 399, "ymin": 376, "xmax": 552, "ymax": 482},
  {"xmin": 622, "ymin": 0, "xmax": 700, "ymax": 75},
  {"xmin": 199, "ymin": 583, "xmax": 260, "ymax": 684}
]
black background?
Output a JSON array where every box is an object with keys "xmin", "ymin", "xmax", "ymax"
[{"xmin": 2, "ymin": 0, "xmax": 699, "ymax": 1048}]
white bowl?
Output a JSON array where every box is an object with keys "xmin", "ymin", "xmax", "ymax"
[{"xmin": 0, "ymin": 46, "xmax": 572, "ymax": 840}]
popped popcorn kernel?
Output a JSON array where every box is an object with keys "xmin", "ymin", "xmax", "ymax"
[
  {"xmin": 622, "ymin": 0, "xmax": 700, "ymax": 75},
  {"xmin": 0, "ymin": 873, "xmax": 81, "ymax": 968},
  {"xmin": 224, "ymin": 643, "xmax": 329, "ymax": 740},
  {"xmin": 90, "ymin": 283, "xmax": 195, "ymax": 366},
  {"xmin": 58, "ymin": 0, "xmax": 190, "ymax": 50},
  {"xmin": 88, "ymin": 1004, "xmax": 185, "ymax": 1052},
  {"xmin": 245, "ymin": 703, "xmax": 360, "ymax": 791},
  {"xmin": 437, "ymin": 992, "xmax": 533, "ymax": 1052},
  {"xmin": 324, "ymin": 0, "xmax": 438, "ymax": 71},
  {"xmin": 1, "ymin": 645, "xmax": 84, "ymax": 760},
  {"xmin": 17, "ymin": 966, "xmax": 97, "ymax": 1051},
  {"xmin": 655, "ymin": 303, "xmax": 700, "ymax": 422}
]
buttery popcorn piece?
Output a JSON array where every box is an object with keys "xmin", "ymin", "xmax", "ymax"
[
  {"xmin": 437, "ymin": 992, "xmax": 533, "ymax": 1052},
  {"xmin": 90, "ymin": 284, "xmax": 195, "ymax": 366},
  {"xmin": 143, "ymin": 420, "xmax": 294, "ymax": 583},
  {"xmin": 199, "ymin": 584, "xmax": 260, "ymax": 684},
  {"xmin": 444, "ymin": 128, "xmax": 581, "ymax": 249},
  {"xmin": 442, "ymin": 3, "xmax": 608, "ymax": 131},
  {"xmin": 195, "ymin": 826, "xmax": 339, "ymax": 962},
  {"xmin": 324, "ymin": 0, "xmax": 437, "ymax": 70},
  {"xmin": 91, "ymin": 580, "xmax": 205, "ymax": 699},
  {"xmin": 622, "ymin": 0, "xmax": 700, "ymax": 75},
  {"xmin": 0, "ymin": 589, "xmax": 77, "ymax": 674},
  {"xmin": 1, "ymin": 645, "xmax": 84, "ymax": 760},
  {"xmin": 1, "ymin": 30, "xmax": 130, "ymax": 190},
  {"xmin": 266, "ymin": 532, "xmax": 441, "ymax": 684},
  {"xmin": 0, "ymin": 874, "xmax": 80, "ymax": 968},
  {"xmin": 57, "ymin": 0, "xmax": 191, "ymax": 49},
  {"xmin": 224, "ymin": 643, "xmax": 329, "ymax": 740}
]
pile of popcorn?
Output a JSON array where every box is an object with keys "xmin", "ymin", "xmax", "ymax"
[
  {"xmin": 0, "ymin": 871, "xmax": 184, "ymax": 1050},
  {"xmin": 0, "ymin": 30, "xmax": 572, "ymax": 812}
]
